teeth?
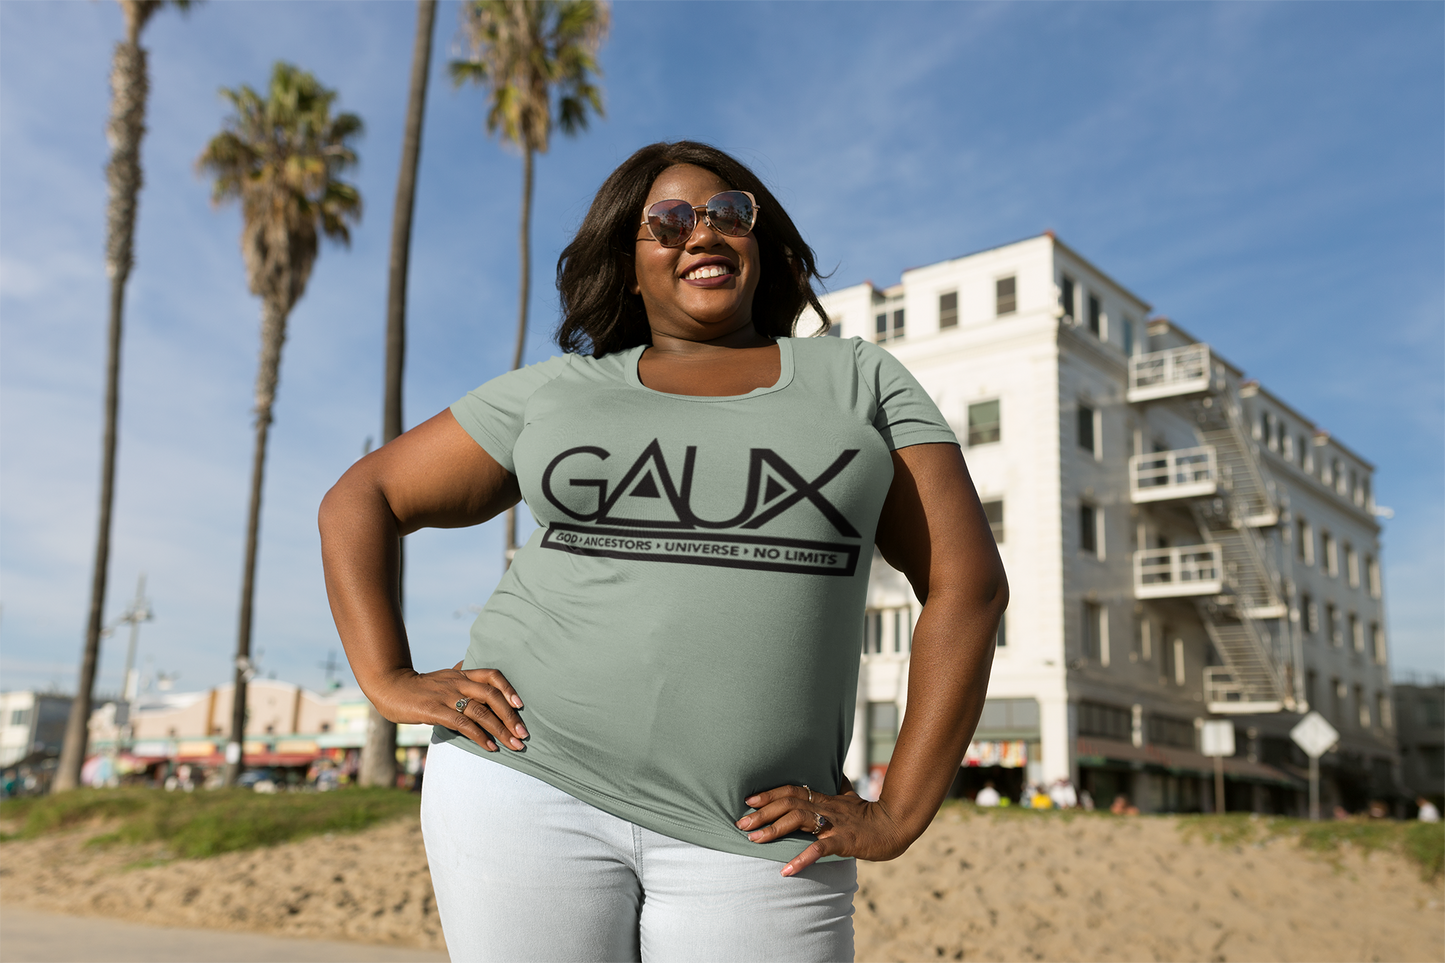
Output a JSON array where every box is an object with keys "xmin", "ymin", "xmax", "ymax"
[{"xmin": 685, "ymin": 264, "xmax": 732, "ymax": 280}]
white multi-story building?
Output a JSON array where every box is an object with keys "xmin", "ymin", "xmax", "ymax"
[{"xmin": 809, "ymin": 233, "xmax": 1397, "ymax": 813}]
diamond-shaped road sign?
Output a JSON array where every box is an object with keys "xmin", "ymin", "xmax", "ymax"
[{"xmin": 1290, "ymin": 711, "xmax": 1339, "ymax": 759}]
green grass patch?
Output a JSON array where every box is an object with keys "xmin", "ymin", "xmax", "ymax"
[
  {"xmin": 1178, "ymin": 812, "xmax": 1445, "ymax": 881},
  {"xmin": 0, "ymin": 787, "xmax": 420, "ymax": 860}
]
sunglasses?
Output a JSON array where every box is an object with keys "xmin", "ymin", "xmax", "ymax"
[{"xmin": 639, "ymin": 190, "xmax": 760, "ymax": 248}]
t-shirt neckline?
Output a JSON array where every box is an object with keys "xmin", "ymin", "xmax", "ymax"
[{"xmin": 624, "ymin": 337, "xmax": 795, "ymax": 403}]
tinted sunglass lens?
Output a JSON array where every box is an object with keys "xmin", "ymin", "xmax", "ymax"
[
  {"xmin": 707, "ymin": 192, "xmax": 754, "ymax": 236},
  {"xmin": 647, "ymin": 199, "xmax": 695, "ymax": 247}
]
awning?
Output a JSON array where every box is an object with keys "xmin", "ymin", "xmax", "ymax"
[{"xmin": 1076, "ymin": 736, "xmax": 1302, "ymax": 787}]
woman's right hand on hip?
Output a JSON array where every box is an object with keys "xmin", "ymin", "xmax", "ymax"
[{"xmin": 372, "ymin": 662, "xmax": 528, "ymax": 752}]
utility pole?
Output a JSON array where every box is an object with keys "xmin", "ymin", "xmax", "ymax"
[{"xmin": 115, "ymin": 573, "xmax": 153, "ymax": 707}]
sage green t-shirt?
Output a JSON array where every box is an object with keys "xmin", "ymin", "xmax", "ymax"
[{"xmin": 438, "ymin": 335, "xmax": 957, "ymax": 862}]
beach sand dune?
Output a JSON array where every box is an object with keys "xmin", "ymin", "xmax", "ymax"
[{"xmin": 1, "ymin": 806, "xmax": 1439, "ymax": 962}]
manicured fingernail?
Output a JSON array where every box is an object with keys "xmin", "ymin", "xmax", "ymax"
[
  {"xmin": 781, "ymin": 865, "xmax": 795, "ymax": 877},
  {"xmin": 736, "ymin": 817, "xmax": 751, "ymax": 829},
  {"xmin": 515, "ymin": 724, "xmax": 529, "ymax": 739},
  {"xmin": 485, "ymin": 741, "xmax": 497, "ymax": 752},
  {"xmin": 511, "ymin": 695, "xmax": 523, "ymax": 709},
  {"xmin": 745, "ymin": 795, "xmax": 761, "ymax": 806},
  {"xmin": 748, "ymin": 831, "xmax": 764, "ymax": 841},
  {"xmin": 509, "ymin": 738, "xmax": 524, "ymax": 750}
]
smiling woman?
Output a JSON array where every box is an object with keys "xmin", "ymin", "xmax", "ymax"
[{"xmin": 319, "ymin": 141, "xmax": 1007, "ymax": 962}]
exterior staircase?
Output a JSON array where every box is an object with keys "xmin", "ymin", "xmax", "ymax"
[{"xmin": 1128, "ymin": 343, "xmax": 1296, "ymax": 714}]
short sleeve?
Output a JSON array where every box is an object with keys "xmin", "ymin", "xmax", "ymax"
[
  {"xmin": 450, "ymin": 355, "xmax": 572, "ymax": 473},
  {"xmin": 852, "ymin": 339, "xmax": 959, "ymax": 451}
]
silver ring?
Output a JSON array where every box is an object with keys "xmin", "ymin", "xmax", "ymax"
[{"xmin": 455, "ymin": 698, "xmax": 469, "ymax": 713}]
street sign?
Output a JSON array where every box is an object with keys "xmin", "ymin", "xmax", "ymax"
[
  {"xmin": 1200, "ymin": 721, "xmax": 1235, "ymax": 757},
  {"xmin": 1290, "ymin": 711, "xmax": 1339, "ymax": 759},
  {"xmin": 1290, "ymin": 711, "xmax": 1339, "ymax": 822}
]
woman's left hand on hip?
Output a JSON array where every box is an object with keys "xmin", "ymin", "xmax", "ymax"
[{"xmin": 735, "ymin": 782, "xmax": 909, "ymax": 876}]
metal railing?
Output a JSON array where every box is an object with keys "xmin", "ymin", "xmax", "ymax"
[
  {"xmin": 1203, "ymin": 666, "xmax": 1284, "ymax": 714},
  {"xmin": 1129, "ymin": 446, "xmax": 1219, "ymax": 502},
  {"xmin": 1134, "ymin": 544, "xmax": 1224, "ymax": 598},
  {"xmin": 1128, "ymin": 343, "xmax": 1212, "ymax": 402}
]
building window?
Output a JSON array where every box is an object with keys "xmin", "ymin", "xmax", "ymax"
[
  {"xmin": 1300, "ymin": 593, "xmax": 1316, "ymax": 636},
  {"xmin": 1350, "ymin": 613, "xmax": 1363, "ymax": 653},
  {"xmin": 1321, "ymin": 456, "xmax": 1333, "ymax": 486},
  {"xmin": 1087, "ymin": 294, "xmax": 1102, "ymax": 337},
  {"xmin": 1060, "ymin": 274, "xmax": 1076, "ymax": 322},
  {"xmin": 1122, "ymin": 316, "xmax": 1135, "ymax": 356},
  {"xmin": 1322, "ymin": 532, "xmax": 1338, "ymax": 576},
  {"xmin": 1296, "ymin": 518, "xmax": 1313, "ymax": 565},
  {"xmin": 1327, "ymin": 604, "xmax": 1342, "ymax": 647},
  {"xmin": 1172, "ymin": 638, "xmax": 1185, "ymax": 686},
  {"xmin": 863, "ymin": 610, "xmax": 884, "ymax": 654},
  {"xmin": 1079, "ymin": 503, "xmax": 1098, "ymax": 555},
  {"xmin": 9, "ymin": 708, "xmax": 32, "ymax": 727},
  {"xmin": 1135, "ymin": 618, "xmax": 1152, "ymax": 661},
  {"xmin": 1356, "ymin": 685, "xmax": 1370, "ymax": 728},
  {"xmin": 982, "ymin": 499, "xmax": 1004, "ymax": 543},
  {"xmin": 1331, "ymin": 678, "xmax": 1344, "ymax": 722},
  {"xmin": 1282, "ymin": 433, "xmax": 1294, "ymax": 462},
  {"xmin": 1298, "ymin": 435, "xmax": 1309, "ymax": 469},
  {"xmin": 995, "ymin": 276, "xmax": 1016, "ymax": 316},
  {"xmin": 1147, "ymin": 715, "xmax": 1196, "ymax": 749},
  {"xmin": 1372, "ymin": 623, "xmax": 1386, "ymax": 665},
  {"xmin": 894, "ymin": 608, "xmax": 912, "ymax": 653},
  {"xmin": 867, "ymin": 702, "xmax": 899, "ymax": 767},
  {"xmin": 1346, "ymin": 547, "xmax": 1360, "ymax": 588},
  {"xmin": 1367, "ymin": 556, "xmax": 1381, "ymax": 598},
  {"xmin": 892, "ymin": 308, "xmax": 905, "ymax": 341},
  {"xmin": 1078, "ymin": 701, "xmax": 1131, "ymax": 740},
  {"xmin": 967, "ymin": 400, "xmax": 1000, "ymax": 446},
  {"xmin": 1082, "ymin": 601, "xmax": 1107, "ymax": 664},
  {"xmin": 939, "ymin": 291, "xmax": 959, "ymax": 329},
  {"xmin": 1334, "ymin": 460, "xmax": 1347, "ymax": 496},
  {"xmin": 875, "ymin": 312, "xmax": 887, "ymax": 342},
  {"xmin": 1377, "ymin": 692, "xmax": 1392, "ymax": 729},
  {"xmin": 1077, "ymin": 404, "xmax": 1097, "ymax": 456}
]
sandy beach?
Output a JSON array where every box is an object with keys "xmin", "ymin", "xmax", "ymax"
[{"xmin": 1, "ymin": 806, "xmax": 1439, "ymax": 962}]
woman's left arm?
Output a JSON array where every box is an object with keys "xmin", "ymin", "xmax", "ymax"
[{"xmin": 736, "ymin": 442, "xmax": 1007, "ymax": 875}]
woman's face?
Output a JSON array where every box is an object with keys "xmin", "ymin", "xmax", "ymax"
[{"xmin": 631, "ymin": 164, "xmax": 762, "ymax": 345}]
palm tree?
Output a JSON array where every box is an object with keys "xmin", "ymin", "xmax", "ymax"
[
  {"xmin": 359, "ymin": 0, "xmax": 437, "ymax": 790},
  {"xmin": 198, "ymin": 62, "xmax": 363, "ymax": 787},
  {"xmin": 451, "ymin": 0, "xmax": 609, "ymax": 564},
  {"xmin": 55, "ymin": 0, "xmax": 194, "ymax": 794}
]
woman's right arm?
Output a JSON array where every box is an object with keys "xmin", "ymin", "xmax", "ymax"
[{"xmin": 318, "ymin": 409, "xmax": 530, "ymax": 753}]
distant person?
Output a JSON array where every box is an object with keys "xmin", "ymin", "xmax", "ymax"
[
  {"xmin": 1418, "ymin": 797, "xmax": 1441, "ymax": 823},
  {"xmin": 1333, "ymin": 805, "xmax": 1351, "ymax": 820},
  {"xmin": 975, "ymin": 781, "xmax": 1001, "ymax": 807},
  {"xmin": 320, "ymin": 141, "xmax": 1008, "ymax": 961},
  {"xmin": 1049, "ymin": 778, "xmax": 1077, "ymax": 810},
  {"xmin": 1109, "ymin": 794, "xmax": 1139, "ymax": 816},
  {"xmin": 1029, "ymin": 785, "xmax": 1054, "ymax": 809},
  {"xmin": 1079, "ymin": 789, "xmax": 1095, "ymax": 811}
]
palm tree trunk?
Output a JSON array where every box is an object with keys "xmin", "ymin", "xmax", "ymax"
[
  {"xmin": 502, "ymin": 145, "xmax": 534, "ymax": 567},
  {"xmin": 359, "ymin": 0, "xmax": 435, "ymax": 790},
  {"xmin": 224, "ymin": 298, "xmax": 287, "ymax": 787},
  {"xmin": 54, "ymin": 35, "xmax": 149, "ymax": 793}
]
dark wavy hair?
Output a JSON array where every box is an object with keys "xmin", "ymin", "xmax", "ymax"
[{"xmin": 555, "ymin": 141, "xmax": 828, "ymax": 356}]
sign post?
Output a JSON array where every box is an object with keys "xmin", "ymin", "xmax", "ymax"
[
  {"xmin": 1290, "ymin": 711, "xmax": 1340, "ymax": 820},
  {"xmin": 1200, "ymin": 720, "xmax": 1235, "ymax": 814}
]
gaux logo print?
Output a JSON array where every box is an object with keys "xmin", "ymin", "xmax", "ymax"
[{"xmin": 537, "ymin": 440, "xmax": 862, "ymax": 576}]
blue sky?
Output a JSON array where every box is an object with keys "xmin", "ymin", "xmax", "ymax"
[{"xmin": 1, "ymin": 1, "xmax": 1440, "ymax": 698}]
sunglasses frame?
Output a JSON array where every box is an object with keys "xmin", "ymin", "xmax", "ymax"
[{"xmin": 639, "ymin": 190, "xmax": 760, "ymax": 248}]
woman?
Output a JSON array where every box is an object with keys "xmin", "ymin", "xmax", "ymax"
[{"xmin": 320, "ymin": 141, "xmax": 1006, "ymax": 962}]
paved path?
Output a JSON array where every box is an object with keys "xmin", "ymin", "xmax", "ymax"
[{"xmin": 0, "ymin": 908, "xmax": 449, "ymax": 963}]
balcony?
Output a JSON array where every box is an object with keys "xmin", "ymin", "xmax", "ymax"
[
  {"xmin": 1129, "ymin": 446, "xmax": 1219, "ymax": 503},
  {"xmin": 1204, "ymin": 667, "xmax": 1284, "ymax": 715},
  {"xmin": 1134, "ymin": 545, "xmax": 1223, "ymax": 599},
  {"xmin": 1128, "ymin": 344, "xmax": 1212, "ymax": 402}
]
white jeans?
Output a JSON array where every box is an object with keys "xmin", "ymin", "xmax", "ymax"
[{"xmin": 420, "ymin": 740, "xmax": 856, "ymax": 962}]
